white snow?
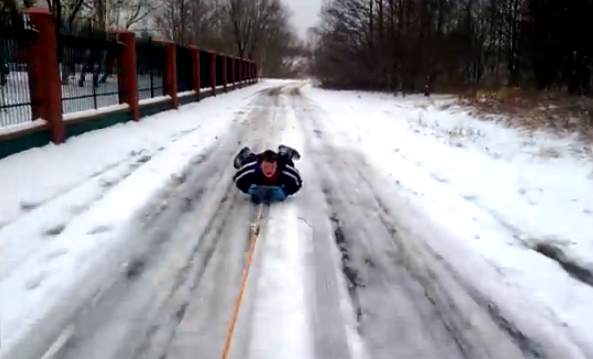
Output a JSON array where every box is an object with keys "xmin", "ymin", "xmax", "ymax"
[
  {"xmin": 276, "ymin": 93, "xmax": 369, "ymax": 359},
  {"xmin": 63, "ymin": 103, "xmax": 130, "ymax": 122},
  {"xmin": 4, "ymin": 77, "xmax": 593, "ymax": 357},
  {"xmin": 302, "ymin": 85, "xmax": 593, "ymax": 355},
  {"xmin": 138, "ymin": 95, "xmax": 172, "ymax": 106},
  {"xmin": 178, "ymin": 91, "xmax": 196, "ymax": 98},
  {"xmin": 0, "ymin": 81, "xmax": 269, "ymax": 353},
  {"xmin": 0, "ymin": 119, "xmax": 47, "ymax": 136},
  {"xmin": 246, "ymin": 205, "xmax": 313, "ymax": 359}
]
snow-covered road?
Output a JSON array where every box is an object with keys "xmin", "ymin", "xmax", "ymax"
[{"xmin": 2, "ymin": 80, "xmax": 593, "ymax": 359}]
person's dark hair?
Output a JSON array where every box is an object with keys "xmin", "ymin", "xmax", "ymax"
[{"xmin": 260, "ymin": 150, "xmax": 278, "ymax": 163}]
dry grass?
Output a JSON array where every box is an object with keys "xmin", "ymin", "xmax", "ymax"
[
  {"xmin": 459, "ymin": 87, "xmax": 593, "ymax": 140},
  {"xmin": 456, "ymin": 87, "xmax": 593, "ymax": 165}
]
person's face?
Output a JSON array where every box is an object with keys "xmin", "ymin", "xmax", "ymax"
[{"xmin": 260, "ymin": 160, "xmax": 277, "ymax": 178}]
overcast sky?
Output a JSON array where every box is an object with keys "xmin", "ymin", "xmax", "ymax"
[{"xmin": 285, "ymin": 0, "xmax": 322, "ymax": 38}]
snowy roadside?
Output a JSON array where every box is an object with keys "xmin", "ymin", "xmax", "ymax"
[
  {"xmin": 0, "ymin": 82, "xmax": 269, "ymax": 353},
  {"xmin": 302, "ymin": 85, "xmax": 593, "ymax": 355}
]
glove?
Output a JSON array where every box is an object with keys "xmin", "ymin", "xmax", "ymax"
[
  {"xmin": 248, "ymin": 184, "xmax": 268, "ymax": 204},
  {"xmin": 268, "ymin": 186, "xmax": 287, "ymax": 202},
  {"xmin": 248, "ymin": 184, "xmax": 260, "ymax": 199}
]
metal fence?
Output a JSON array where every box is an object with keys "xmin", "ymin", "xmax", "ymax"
[
  {"xmin": 136, "ymin": 38, "xmax": 166, "ymax": 100},
  {"xmin": 226, "ymin": 58, "xmax": 232, "ymax": 84},
  {"xmin": 58, "ymin": 23, "xmax": 121, "ymax": 114},
  {"xmin": 199, "ymin": 50, "xmax": 210, "ymax": 89},
  {"xmin": 176, "ymin": 45, "xmax": 193, "ymax": 93},
  {"xmin": 215, "ymin": 55, "xmax": 223, "ymax": 87},
  {"xmin": 0, "ymin": 11, "xmax": 37, "ymax": 127}
]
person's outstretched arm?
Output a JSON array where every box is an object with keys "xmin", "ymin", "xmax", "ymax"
[
  {"xmin": 280, "ymin": 164, "xmax": 302, "ymax": 195},
  {"xmin": 233, "ymin": 160, "xmax": 258, "ymax": 193}
]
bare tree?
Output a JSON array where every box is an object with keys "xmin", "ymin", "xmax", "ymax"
[
  {"xmin": 151, "ymin": 0, "xmax": 299, "ymax": 77},
  {"xmin": 154, "ymin": 0, "xmax": 218, "ymax": 47},
  {"xmin": 312, "ymin": 0, "xmax": 593, "ymax": 96},
  {"xmin": 107, "ymin": 0, "xmax": 159, "ymax": 29},
  {"xmin": 222, "ymin": 0, "xmax": 298, "ymax": 75}
]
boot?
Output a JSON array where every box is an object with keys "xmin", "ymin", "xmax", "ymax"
[
  {"xmin": 278, "ymin": 144, "xmax": 301, "ymax": 161},
  {"xmin": 233, "ymin": 146, "xmax": 254, "ymax": 169}
]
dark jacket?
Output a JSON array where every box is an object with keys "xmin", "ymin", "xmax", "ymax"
[{"xmin": 233, "ymin": 154, "xmax": 302, "ymax": 196}]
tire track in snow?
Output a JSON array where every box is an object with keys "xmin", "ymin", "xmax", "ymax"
[
  {"xmin": 49, "ymin": 182, "xmax": 239, "ymax": 359},
  {"xmin": 129, "ymin": 186, "xmax": 250, "ymax": 359},
  {"xmin": 6, "ymin": 126, "xmax": 242, "ymax": 359},
  {"xmin": 324, "ymin": 193, "xmax": 364, "ymax": 325},
  {"xmin": 289, "ymin": 86, "xmax": 576, "ymax": 359}
]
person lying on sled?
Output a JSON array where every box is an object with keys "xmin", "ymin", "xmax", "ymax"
[{"xmin": 232, "ymin": 144, "xmax": 302, "ymax": 203}]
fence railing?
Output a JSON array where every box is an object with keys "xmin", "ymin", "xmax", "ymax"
[
  {"xmin": 0, "ymin": 8, "xmax": 257, "ymax": 131},
  {"xmin": 0, "ymin": 11, "xmax": 38, "ymax": 127},
  {"xmin": 176, "ymin": 44, "xmax": 193, "ymax": 93},
  {"xmin": 58, "ymin": 23, "xmax": 122, "ymax": 114},
  {"xmin": 136, "ymin": 38, "xmax": 167, "ymax": 100}
]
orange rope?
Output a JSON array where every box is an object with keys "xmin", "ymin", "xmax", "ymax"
[{"xmin": 220, "ymin": 204, "xmax": 264, "ymax": 359}]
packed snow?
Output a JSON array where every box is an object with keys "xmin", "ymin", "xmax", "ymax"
[
  {"xmin": 242, "ymin": 205, "xmax": 313, "ymax": 359},
  {"xmin": 301, "ymin": 85, "xmax": 593, "ymax": 355},
  {"xmin": 0, "ymin": 81, "xmax": 270, "ymax": 352},
  {"xmin": 2, "ymin": 79, "xmax": 593, "ymax": 358}
]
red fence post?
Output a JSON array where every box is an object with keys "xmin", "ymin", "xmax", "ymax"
[
  {"xmin": 222, "ymin": 56, "xmax": 227, "ymax": 92},
  {"xmin": 189, "ymin": 45, "xmax": 200, "ymax": 101},
  {"xmin": 26, "ymin": 8, "xmax": 64, "ymax": 144},
  {"xmin": 254, "ymin": 62, "xmax": 258, "ymax": 82},
  {"xmin": 116, "ymin": 31, "xmax": 139, "ymax": 121},
  {"xmin": 23, "ymin": 11, "xmax": 42, "ymax": 124},
  {"xmin": 210, "ymin": 52, "xmax": 217, "ymax": 96},
  {"xmin": 163, "ymin": 42, "xmax": 178, "ymax": 109}
]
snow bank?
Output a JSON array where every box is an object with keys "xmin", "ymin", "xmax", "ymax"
[
  {"xmin": 0, "ymin": 82, "xmax": 269, "ymax": 355},
  {"xmin": 303, "ymin": 85, "xmax": 593, "ymax": 355}
]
